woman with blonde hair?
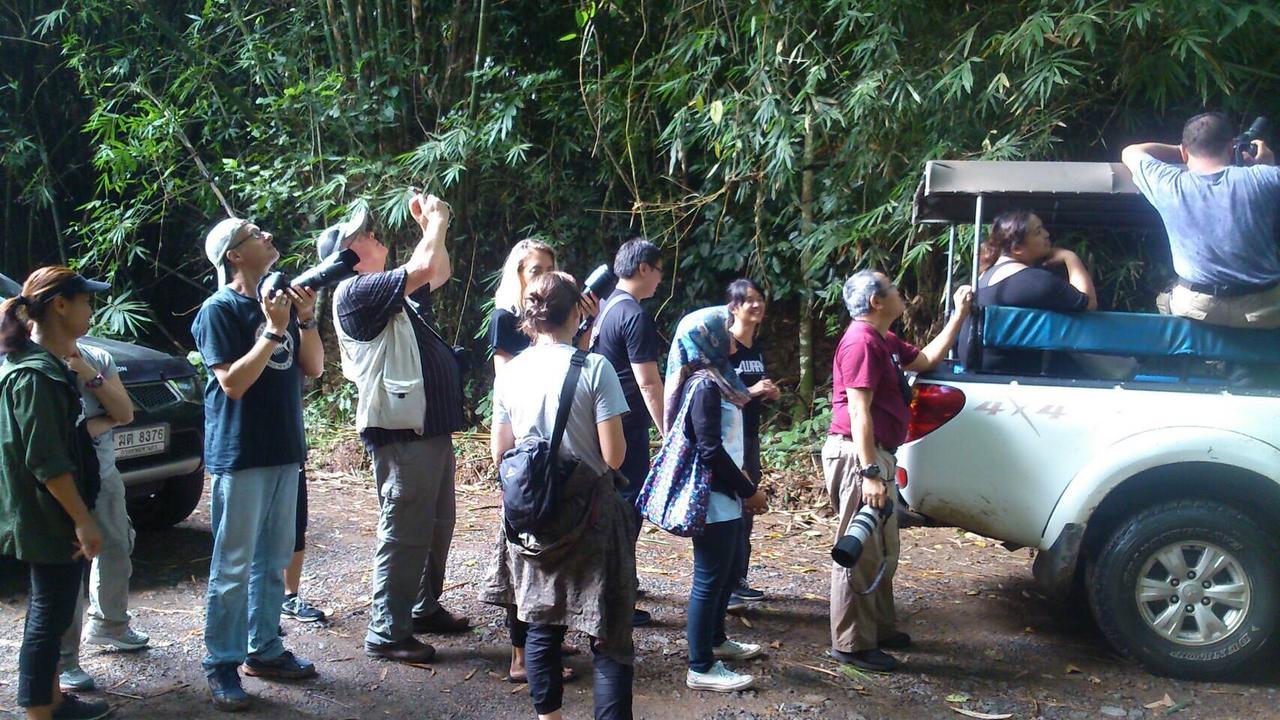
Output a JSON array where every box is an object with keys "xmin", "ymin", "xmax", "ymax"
[
  {"xmin": 490, "ymin": 239, "xmax": 558, "ymax": 372},
  {"xmin": 1, "ymin": 266, "xmax": 112, "ymax": 720}
]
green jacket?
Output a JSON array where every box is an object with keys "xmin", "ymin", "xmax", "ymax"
[{"xmin": 0, "ymin": 343, "xmax": 99, "ymax": 564}]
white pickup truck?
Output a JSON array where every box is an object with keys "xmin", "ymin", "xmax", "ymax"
[{"xmin": 898, "ymin": 161, "xmax": 1280, "ymax": 680}]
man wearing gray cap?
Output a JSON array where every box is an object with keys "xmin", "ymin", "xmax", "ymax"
[
  {"xmin": 328, "ymin": 192, "xmax": 468, "ymax": 665},
  {"xmin": 192, "ymin": 218, "xmax": 324, "ymax": 711}
]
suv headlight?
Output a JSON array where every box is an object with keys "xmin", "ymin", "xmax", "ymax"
[{"xmin": 168, "ymin": 376, "xmax": 201, "ymax": 402}]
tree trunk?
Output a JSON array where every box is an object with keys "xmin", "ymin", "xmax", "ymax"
[{"xmin": 794, "ymin": 111, "xmax": 816, "ymax": 421}]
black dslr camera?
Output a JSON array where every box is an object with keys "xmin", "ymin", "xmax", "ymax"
[
  {"xmin": 1233, "ymin": 116, "xmax": 1269, "ymax": 166},
  {"xmin": 256, "ymin": 248, "xmax": 361, "ymax": 300}
]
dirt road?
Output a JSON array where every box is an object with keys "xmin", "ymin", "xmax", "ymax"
[{"xmin": 3, "ymin": 450, "xmax": 1276, "ymax": 719}]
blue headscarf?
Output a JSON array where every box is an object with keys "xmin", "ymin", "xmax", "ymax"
[{"xmin": 662, "ymin": 305, "xmax": 751, "ymax": 434}]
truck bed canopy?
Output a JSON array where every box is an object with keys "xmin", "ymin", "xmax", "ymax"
[{"xmin": 912, "ymin": 160, "xmax": 1165, "ymax": 231}]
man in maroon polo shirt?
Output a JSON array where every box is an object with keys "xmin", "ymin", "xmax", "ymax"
[{"xmin": 823, "ymin": 269, "xmax": 972, "ymax": 672}]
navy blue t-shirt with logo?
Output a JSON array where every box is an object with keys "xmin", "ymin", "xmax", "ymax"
[
  {"xmin": 192, "ymin": 287, "xmax": 306, "ymax": 474},
  {"xmin": 730, "ymin": 340, "xmax": 767, "ymax": 481}
]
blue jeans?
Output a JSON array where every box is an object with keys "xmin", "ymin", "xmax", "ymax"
[
  {"xmin": 203, "ymin": 464, "xmax": 299, "ymax": 673},
  {"xmin": 526, "ymin": 623, "xmax": 633, "ymax": 719},
  {"xmin": 687, "ymin": 518, "xmax": 743, "ymax": 672},
  {"xmin": 18, "ymin": 561, "xmax": 83, "ymax": 707}
]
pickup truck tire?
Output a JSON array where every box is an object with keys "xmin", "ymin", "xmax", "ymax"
[
  {"xmin": 1087, "ymin": 499, "xmax": 1278, "ymax": 679},
  {"xmin": 126, "ymin": 469, "xmax": 206, "ymax": 531}
]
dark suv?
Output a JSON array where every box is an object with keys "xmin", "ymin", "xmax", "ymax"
[{"xmin": 0, "ymin": 272, "xmax": 205, "ymax": 529}]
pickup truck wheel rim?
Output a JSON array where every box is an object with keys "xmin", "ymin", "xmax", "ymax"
[{"xmin": 1135, "ymin": 541, "xmax": 1251, "ymax": 647}]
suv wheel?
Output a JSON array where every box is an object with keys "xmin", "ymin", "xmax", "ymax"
[
  {"xmin": 127, "ymin": 468, "xmax": 206, "ymax": 531},
  {"xmin": 1088, "ymin": 499, "xmax": 1277, "ymax": 679}
]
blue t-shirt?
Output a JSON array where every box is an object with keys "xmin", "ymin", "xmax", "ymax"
[
  {"xmin": 191, "ymin": 287, "xmax": 306, "ymax": 473},
  {"xmin": 1130, "ymin": 154, "xmax": 1280, "ymax": 287}
]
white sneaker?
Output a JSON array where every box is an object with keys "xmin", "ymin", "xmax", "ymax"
[
  {"xmin": 85, "ymin": 626, "xmax": 150, "ymax": 651},
  {"xmin": 713, "ymin": 639, "xmax": 763, "ymax": 661},
  {"xmin": 686, "ymin": 660, "xmax": 754, "ymax": 692},
  {"xmin": 59, "ymin": 665, "xmax": 96, "ymax": 692}
]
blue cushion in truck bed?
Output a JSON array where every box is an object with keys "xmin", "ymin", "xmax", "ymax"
[{"xmin": 981, "ymin": 306, "xmax": 1280, "ymax": 362}]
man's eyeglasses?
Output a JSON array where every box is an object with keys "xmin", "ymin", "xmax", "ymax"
[{"xmin": 229, "ymin": 225, "xmax": 267, "ymax": 251}]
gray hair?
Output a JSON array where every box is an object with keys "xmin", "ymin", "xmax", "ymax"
[{"xmin": 842, "ymin": 269, "xmax": 884, "ymax": 317}]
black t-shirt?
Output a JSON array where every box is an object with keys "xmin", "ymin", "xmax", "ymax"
[
  {"xmin": 591, "ymin": 289, "xmax": 661, "ymax": 431},
  {"xmin": 191, "ymin": 287, "xmax": 306, "ymax": 473},
  {"xmin": 488, "ymin": 307, "xmax": 530, "ymax": 358},
  {"xmin": 729, "ymin": 340, "xmax": 766, "ymax": 481},
  {"xmin": 335, "ymin": 269, "xmax": 465, "ymax": 446},
  {"xmin": 959, "ymin": 264, "xmax": 1090, "ymax": 374}
]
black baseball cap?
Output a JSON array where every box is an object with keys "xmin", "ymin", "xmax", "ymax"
[{"xmin": 53, "ymin": 274, "xmax": 111, "ymax": 296}]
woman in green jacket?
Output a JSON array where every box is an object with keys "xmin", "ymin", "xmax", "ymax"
[{"xmin": 0, "ymin": 266, "xmax": 111, "ymax": 720}]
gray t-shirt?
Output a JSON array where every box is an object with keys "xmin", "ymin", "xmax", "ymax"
[
  {"xmin": 493, "ymin": 344, "xmax": 629, "ymax": 475},
  {"xmin": 1130, "ymin": 153, "xmax": 1280, "ymax": 287},
  {"xmin": 76, "ymin": 342, "xmax": 121, "ymax": 474}
]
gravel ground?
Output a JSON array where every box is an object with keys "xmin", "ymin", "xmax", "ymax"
[{"xmin": 2, "ymin": 446, "xmax": 1277, "ymax": 719}]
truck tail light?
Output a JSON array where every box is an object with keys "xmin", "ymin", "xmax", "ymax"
[
  {"xmin": 905, "ymin": 384, "xmax": 966, "ymax": 443},
  {"xmin": 896, "ymin": 467, "xmax": 908, "ymax": 488}
]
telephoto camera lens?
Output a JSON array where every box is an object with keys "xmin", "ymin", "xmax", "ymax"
[
  {"xmin": 583, "ymin": 263, "xmax": 618, "ymax": 298},
  {"xmin": 831, "ymin": 498, "xmax": 893, "ymax": 568}
]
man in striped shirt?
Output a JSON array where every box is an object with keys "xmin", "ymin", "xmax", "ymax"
[{"xmin": 330, "ymin": 194, "xmax": 469, "ymax": 665}]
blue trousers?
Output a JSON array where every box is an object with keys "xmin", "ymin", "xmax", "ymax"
[
  {"xmin": 202, "ymin": 463, "xmax": 299, "ymax": 672},
  {"xmin": 18, "ymin": 561, "xmax": 83, "ymax": 707},
  {"xmin": 526, "ymin": 623, "xmax": 632, "ymax": 719},
  {"xmin": 687, "ymin": 518, "xmax": 743, "ymax": 672}
]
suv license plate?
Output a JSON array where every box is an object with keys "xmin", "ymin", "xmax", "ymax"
[{"xmin": 114, "ymin": 424, "xmax": 169, "ymax": 459}]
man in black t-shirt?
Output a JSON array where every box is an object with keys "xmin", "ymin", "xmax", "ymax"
[
  {"xmin": 592, "ymin": 238, "xmax": 665, "ymax": 497},
  {"xmin": 591, "ymin": 238, "xmax": 665, "ymax": 626},
  {"xmin": 195, "ymin": 217, "xmax": 325, "ymax": 710},
  {"xmin": 328, "ymin": 195, "xmax": 469, "ymax": 665}
]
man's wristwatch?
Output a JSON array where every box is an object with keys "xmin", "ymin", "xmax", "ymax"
[
  {"xmin": 857, "ymin": 464, "xmax": 882, "ymax": 480},
  {"xmin": 85, "ymin": 373, "xmax": 106, "ymax": 389},
  {"xmin": 297, "ymin": 318, "xmax": 318, "ymax": 330},
  {"xmin": 262, "ymin": 330, "xmax": 287, "ymax": 344}
]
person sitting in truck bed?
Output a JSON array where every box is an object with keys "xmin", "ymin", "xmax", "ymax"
[
  {"xmin": 957, "ymin": 209, "xmax": 1097, "ymax": 374},
  {"xmin": 1122, "ymin": 112, "xmax": 1280, "ymax": 330}
]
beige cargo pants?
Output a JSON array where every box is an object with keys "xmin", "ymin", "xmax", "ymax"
[{"xmin": 821, "ymin": 435, "xmax": 900, "ymax": 653}]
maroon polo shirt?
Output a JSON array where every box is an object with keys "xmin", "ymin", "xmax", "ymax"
[{"xmin": 828, "ymin": 320, "xmax": 919, "ymax": 449}]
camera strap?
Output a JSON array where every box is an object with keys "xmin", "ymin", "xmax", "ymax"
[{"xmin": 588, "ymin": 292, "xmax": 632, "ymax": 351}]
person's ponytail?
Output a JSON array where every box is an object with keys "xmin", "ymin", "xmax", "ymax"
[
  {"xmin": 0, "ymin": 265, "xmax": 80, "ymax": 353},
  {"xmin": 0, "ymin": 295, "xmax": 32, "ymax": 354},
  {"xmin": 519, "ymin": 271, "xmax": 580, "ymax": 339}
]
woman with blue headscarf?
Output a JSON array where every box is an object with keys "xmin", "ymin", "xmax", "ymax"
[{"xmin": 662, "ymin": 306, "xmax": 769, "ymax": 693}]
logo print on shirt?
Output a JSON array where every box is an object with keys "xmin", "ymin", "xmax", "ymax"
[{"xmin": 256, "ymin": 323, "xmax": 295, "ymax": 371}]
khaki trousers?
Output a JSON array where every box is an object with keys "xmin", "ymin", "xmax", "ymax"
[
  {"xmin": 1157, "ymin": 283, "xmax": 1280, "ymax": 329},
  {"xmin": 821, "ymin": 436, "xmax": 899, "ymax": 653}
]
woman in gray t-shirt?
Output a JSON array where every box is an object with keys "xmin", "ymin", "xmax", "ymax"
[{"xmin": 483, "ymin": 270, "xmax": 636, "ymax": 720}]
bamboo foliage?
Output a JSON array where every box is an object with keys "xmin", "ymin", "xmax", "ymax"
[{"xmin": 2, "ymin": 0, "xmax": 1279, "ymax": 420}]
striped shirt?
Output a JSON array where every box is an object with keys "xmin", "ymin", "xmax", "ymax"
[{"xmin": 335, "ymin": 268, "xmax": 464, "ymax": 447}]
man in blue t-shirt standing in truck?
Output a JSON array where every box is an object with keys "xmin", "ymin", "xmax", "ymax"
[
  {"xmin": 1122, "ymin": 112, "xmax": 1280, "ymax": 330},
  {"xmin": 193, "ymin": 217, "xmax": 325, "ymax": 711}
]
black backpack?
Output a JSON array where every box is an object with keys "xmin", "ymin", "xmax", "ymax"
[{"xmin": 500, "ymin": 350, "xmax": 586, "ymax": 538}]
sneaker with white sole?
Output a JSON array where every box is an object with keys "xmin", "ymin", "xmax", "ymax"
[
  {"xmin": 686, "ymin": 660, "xmax": 754, "ymax": 692},
  {"xmin": 713, "ymin": 639, "xmax": 763, "ymax": 661},
  {"xmin": 59, "ymin": 665, "xmax": 96, "ymax": 692},
  {"xmin": 85, "ymin": 627, "xmax": 149, "ymax": 651}
]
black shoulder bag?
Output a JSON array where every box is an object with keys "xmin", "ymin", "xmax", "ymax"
[{"xmin": 500, "ymin": 350, "xmax": 587, "ymax": 539}]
